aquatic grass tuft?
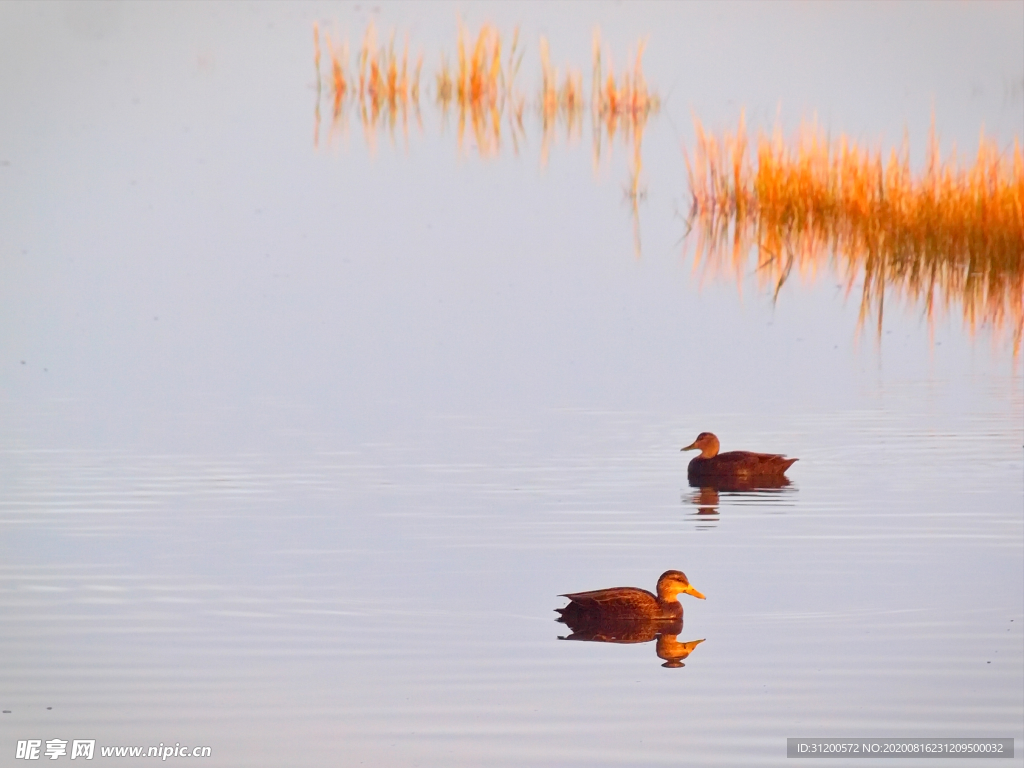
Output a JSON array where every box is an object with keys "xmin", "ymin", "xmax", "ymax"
[
  {"xmin": 448, "ymin": 22, "xmax": 520, "ymax": 156},
  {"xmin": 685, "ymin": 115, "xmax": 1024, "ymax": 356},
  {"xmin": 313, "ymin": 21, "xmax": 423, "ymax": 149},
  {"xmin": 314, "ymin": 20, "xmax": 654, "ymax": 163},
  {"xmin": 312, "ymin": 20, "xmax": 658, "ymax": 252},
  {"xmin": 591, "ymin": 30, "xmax": 659, "ymax": 256},
  {"xmin": 539, "ymin": 37, "xmax": 584, "ymax": 164}
]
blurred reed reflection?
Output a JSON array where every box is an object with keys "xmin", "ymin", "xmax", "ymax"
[
  {"xmin": 557, "ymin": 614, "xmax": 705, "ymax": 669},
  {"xmin": 312, "ymin": 21, "xmax": 657, "ymax": 254},
  {"xmin": 684, "ymin": 115, "xmax": 1024, "ymax": 356}
]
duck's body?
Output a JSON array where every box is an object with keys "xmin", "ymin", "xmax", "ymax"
[
  {"xmin": 682, "ymin": 432, "xmax": 796, "ymax": 482},
  {"xmin": 558, "ymin": 615, "xmax": 683, "ymax": 644},
  {"xmin": 558, "ymin": 586, "xmax": 682, "ymax": 621},
  {"xmin": 556, "ymin": 570, "xmax": 705, "ymax": 622}
]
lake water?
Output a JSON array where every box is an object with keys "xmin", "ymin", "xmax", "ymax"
[{"xmin": 1, "ymin": 2, "xmax": 1022, "ymax": 766}]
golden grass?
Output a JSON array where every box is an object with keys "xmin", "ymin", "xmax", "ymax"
[
  {"xmin": 591, "ymin": 31, "xmax": 659, "ymax": 127},
  {"xmin": 313, "ymin": 21, "xmax": 655, "ymax": 164},
  {"xmin": 313, "ymin": 23, "xmax": 322, "ymax": 147},
  {"xmin": 591, "ymin": 30, "xmax": 658, "ymax": 255},
  {"xmin": 312, "ymin": 20, "xmax": 658, "ymax": 253},
  {"xmin": 313, "ymin": 21, "xmax": 422, "ymax": 150},
  {"xmin": 539, "ymin": 37, "xmax": 584, "ymax": 163},
  {"xmin": 685, "ymin": 114, "xmax": 1024, "ymax": 356},
  {"xmin": 443, "ymin": 23, "xmax": 523, "ymax": 156}
]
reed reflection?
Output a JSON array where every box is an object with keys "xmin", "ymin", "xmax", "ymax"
[
  {"xmin": 436, "ymin": 23, "xmax": 523, "ymax": 158},
  {"xmin": 684, "ymin": 115, "xmax": 1024, "ymax": 356},
  {"xmin": 312, "ymin": 21, "xmax": 657, "ymax": 254},
  {"xmin": 314, "ymin": 22, "xmax": 424, "ymax": 152},
  {"xmin": 557, "ymin": 614, "xmax": 705, "ymax": 668}
]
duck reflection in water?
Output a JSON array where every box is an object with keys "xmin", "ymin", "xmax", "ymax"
[
  {"xmin": 558, "ymin": 614, "xmax": 706, "ymax": 668},
  {"xmin": 556, "ymin": 571, "xmax": 706, "ymax": 667},
  {"xmin": 682, "ymin": 432, "xmax": 797, "ymax": 487},
  {"xmin": 686, "ymin": 476, "xmax": 794, "ymax": 517},
  {"xmin": 691, "ymin": 486, "xmax": 721, "ymax": 515}
]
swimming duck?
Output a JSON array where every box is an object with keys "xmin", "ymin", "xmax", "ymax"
[
  {"xmin": 555, "ymin": 570, "xmax": 705, "ymax": 622},
  {"xmin": 681, "ymin": 432, "xmax": 797, "ymax": 483}
]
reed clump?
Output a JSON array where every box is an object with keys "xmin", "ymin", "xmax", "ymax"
[
  {"xmin": 539, "ymin": 36, "xmax": 584, "ymax": 160},
  {"xmin": 312, "ymin": 20, "xmax": 659, "ymax": 252},
  {"xmin": 357, "ymin": 23, "xmax": 423, "ymax": 146},
  {"xmin": 591, "ymin": 31, "xmax": 658, "ymax": 255},
  {"xmin": 315, "ymin": 20, "xmax": 656, "ymax": 163},
  {"xmin": 436, "ymin": 23, "xmax": 524, "ymax": 156},
  {"xmin": 591, "ymin": 31, "xmax": 659, "ymax": 130},
  {"xmin": 314, "ymin": 22, "xmax": 423, "ymax": 148},
  {"xmin": 685, "ymin": 115, "xmax": 1024, "ymax": 355}
]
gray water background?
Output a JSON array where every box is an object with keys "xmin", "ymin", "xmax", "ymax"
[{"xmin": 1, "ymin": 2, "xmax": 1022, "ymax": 766}]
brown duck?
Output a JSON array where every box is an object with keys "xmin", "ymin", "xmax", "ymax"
[
  {"xmin": 682, "ymin": 432, "xmax": 797, "ymax": 483},
  {"xmin": 556, "ymin": 570, "xmax": 705, "ymax": 622}
]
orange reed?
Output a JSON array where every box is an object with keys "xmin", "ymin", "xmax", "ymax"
[{"xmin": 685, "ymin": 114, "xmax": 1024, "ymax": 355}]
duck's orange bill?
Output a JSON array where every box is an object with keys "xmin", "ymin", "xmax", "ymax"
[
  {"xmin": 681, "ymin": 584, "xmax": 706, "ymax": 600},
  {"xmin": 681, "ymin": 442, "xmax": 698, "ymax": 451}
]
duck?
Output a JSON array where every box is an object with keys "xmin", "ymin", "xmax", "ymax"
[
  {"xmin": 558, "ymin": 614, "xmax": 684, "ymax": 643},
  {"xmin": 681, "ymin": 432, "xmax": 797, "ymax": 483},
  {"xmin": 555, "ymin": 570, "xmax": 705, "ymax": 622}
]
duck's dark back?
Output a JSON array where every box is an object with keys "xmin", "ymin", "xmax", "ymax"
[{"xmin": 688, "ymin": 450, "xmax": 797, "ymax": 479}]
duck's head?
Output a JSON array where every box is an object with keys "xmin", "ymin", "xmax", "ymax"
[
  {"xmin": 656, "ymin": 570, "xmax": 706, "ymax": 601},
  {"xmin": 682, "ymin": 432, "xmax": 720, "ymax": 459}
]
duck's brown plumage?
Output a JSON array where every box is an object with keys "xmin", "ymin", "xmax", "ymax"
[
  {"xmin": 555, "ymin": 570, "xmax": 705, "ymax": 622},
  {"xmin": 682, "ymin": 432, "xmax": 797, "ymax": 482},
  {"xmin": 558, "ymin": 615, "xmax": 682, "ymax": 644}
]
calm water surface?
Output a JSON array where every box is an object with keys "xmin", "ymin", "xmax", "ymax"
[{"xmin": 1, "ymin": 2, "xmax": 1022, "ymax": 766}]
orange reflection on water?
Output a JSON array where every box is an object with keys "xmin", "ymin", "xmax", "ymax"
[
  {"xmin": 539, "ymin": 36, "xmax": 583, "ymax": 165},
  {"xmin": 314, "ymin": 21, "xmax": 423, "ymax": 152},
  {"xmin": 313, "ymin": 21, "xmax": 658, "ymax": 252},
  {"xmin": 685, "ymin": 114, "xmax": 1024, "ymax": 355},
  {"xmin": 590, "ymin": 31, "xmax": 659, "ymax": 256},
  {"xmin": 314, "ymin": 22, "xmax": 656, "ymax": 158},
  {"xmin": 356, "ymin": 23, "xmax": 423, "ymax": 152},
  {"xmin": 441, "ymin": 23, "xmax": 523, "ymax": 157}
]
